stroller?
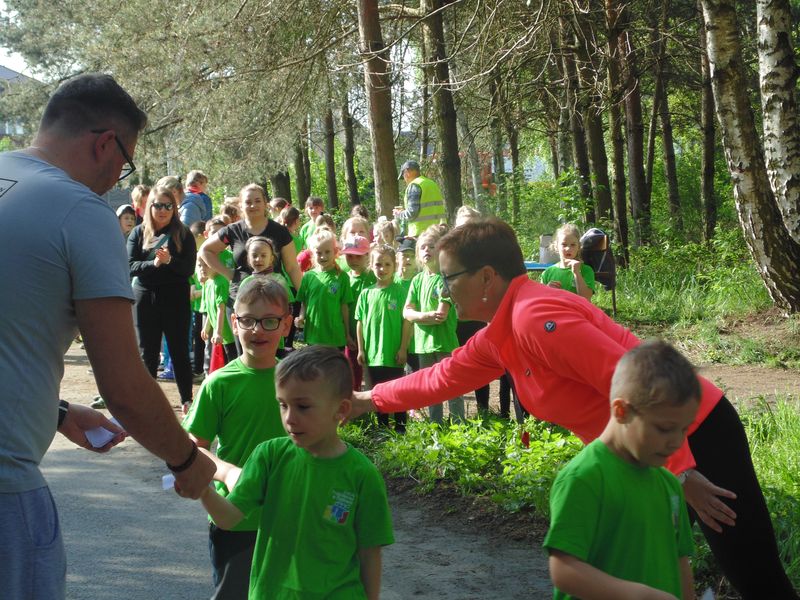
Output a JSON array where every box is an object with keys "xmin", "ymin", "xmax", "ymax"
[{"xmin": 580, "ymin": 228, "xmax": 617, "ymax": 317}]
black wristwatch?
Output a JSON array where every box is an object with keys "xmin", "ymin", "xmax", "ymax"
[{"xmin": 57, "ymin": 400, "xmax": 69, "ymax": 428}]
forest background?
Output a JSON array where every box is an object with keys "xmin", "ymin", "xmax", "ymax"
[{"xmin": 2, "ymin": 0, "xmax": 800, "ymax": 596}]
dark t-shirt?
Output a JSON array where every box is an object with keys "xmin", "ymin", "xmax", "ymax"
[{"xmin": 217, "ymin": 219, "xmax": 293, "ymax": 298}]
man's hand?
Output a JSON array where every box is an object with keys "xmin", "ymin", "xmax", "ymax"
[
  {"xmin": 58, "ymin": 403, "xmax": 126, "ymax": 452},
  {"xmin": 173, "ymin": 451, "xmax": 216, "ymax": 499}
]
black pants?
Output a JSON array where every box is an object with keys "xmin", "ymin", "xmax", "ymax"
[
  {"xmin": 499, "ymin": 373, "xmax": 529, "ymax": 423},
  {"xmin": 456, "ymin": 321, "xmax": 490, "ymax": 412},
  {"xmin": 688, "ymin": 396, "xmax": 798, "ymax": 599},
  {"xmin": 369, "ymin": 366, "xmax": 407, "ymax": 431},
  {"xmin": 133, "ymin": 283, "xmax": 193, "ymax": 404},
  {"xmin": 208, "ymin": 523, "xmax": 256, "ymax": 600},
  {"xmin": 192, "ymin": 310, "xmax": 205, "ymax": 374}
]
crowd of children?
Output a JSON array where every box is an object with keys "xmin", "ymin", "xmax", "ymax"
[{"xmin": 108, "ymin": 176, "xmax": 740, "ymax": 600}]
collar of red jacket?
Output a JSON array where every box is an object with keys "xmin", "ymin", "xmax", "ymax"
[
  {"xmin": 484, "ymin": 273, "xmax": 529, "ymax": 346},
  {"xmin": 187, "ymin": 185, "xmax": 203, "ymax": 194}
]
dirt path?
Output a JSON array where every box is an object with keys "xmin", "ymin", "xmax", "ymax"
[{"xmin": 50, "ymin": 343, "xmax": 551, "ymax": 599}]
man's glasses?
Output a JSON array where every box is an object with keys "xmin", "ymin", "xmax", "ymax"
[
  {"xmin": 234, "ymin": 315, "xmax": 286, "ymax": 331},
  {"xmin": 152, "ymin": 203, "xmax": 174, "ymax": 211},
  {"xmin": 440, "ymin": 268, "xmax": 473, "ymax": 297},
  {"xmin": 90, "ymin": 129, "xmax": 136, "ymax": 181}
]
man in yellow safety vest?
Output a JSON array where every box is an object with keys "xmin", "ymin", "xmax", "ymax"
[{"xmin": 394, "ymin": 160, "xmax": 447, "ymax": 238}]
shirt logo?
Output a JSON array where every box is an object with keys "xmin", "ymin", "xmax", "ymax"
[
  {"xmin": 544, "ymin": 320, "xmax": 556, "ymax": 332},
  {"xmin": 0, "ymin": 178, "xmax": 18, "ymax": 198},
  {"xmin": 329, "ymin": 283, "xmax": 340, "ymax": 295},
  {"xmin": 323, "ymin": 490, "xmax": 355, "ymax": 525},
  {"xmin": 388, "ymin": 300, "xmax": 398, "ymax": 311}
]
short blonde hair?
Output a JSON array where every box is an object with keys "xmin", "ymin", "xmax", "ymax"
[
  {"xmin": 551, "ymin": 223, "xmax": 583, "ymax": 258},
  {"xmin": 186, "ymin": 170, "xmax": 208, "ymax": 186}
]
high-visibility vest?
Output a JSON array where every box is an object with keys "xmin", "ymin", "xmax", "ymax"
[{"xmin": 405, "ymin": 176, "xmax": 446, "ymax": 237}]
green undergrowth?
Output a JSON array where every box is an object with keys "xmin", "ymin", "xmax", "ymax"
[{"xmin": 342, "ymin": 400, "xmax": 800, "ymax": 597}]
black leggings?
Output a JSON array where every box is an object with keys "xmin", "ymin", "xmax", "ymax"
[
  {"xmin": 368, "ymin": 366, "xmax": 407, "ymax": 431},
  {"xmin": 688, "ymin": 396, "xmax": 798, "ymax": 599},
  {"xmin": 133, "ymin": 284, "xmax": 193, "ymax": 404}
]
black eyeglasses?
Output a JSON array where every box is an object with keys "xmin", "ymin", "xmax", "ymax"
[
  {"xmin": 234, "ymin": 314, "xmax": 286, "ymax": 331},
  {"xmin": 152, "ymin": 202, "xmax": 174, "ymax": 211},
  {"xmin": 90, "ymin": 129, "xmax": 136, "ymax": 181},
  {"xmin": 440, "ymin": 268, "xmax": 474, "ymax": 297}
]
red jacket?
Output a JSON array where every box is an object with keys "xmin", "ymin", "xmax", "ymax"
[{"xmin": 373, "ymin": 275, "xmax": 723, "ymax": 474}]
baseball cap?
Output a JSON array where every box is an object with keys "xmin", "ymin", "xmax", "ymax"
[
  {"xmin": 342, "ymin": 235, "xmax": 370, "ymax": 255},
  {"xmin": 116, "ymin": 204, "xmax": 136, "ymax": 218},
  {"xmin": 397, "ymin": 237, "xmax": 416, "ymax": 253},
  {"xmin": 398, "ymin": 160, "xmax": 420, "ymax": 180}
]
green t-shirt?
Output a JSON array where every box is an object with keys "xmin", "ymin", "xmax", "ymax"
[
  {"xmin": 182, "ymin": 358, "xmax": 285, "ymax": 532},
  {"xmin": 228, "ymin": 437, "xmax": 395, "ymax": 600},
  {"xmin": 543, "ymin": 439, "xmax": 693, "ymax": 600},
  {"xmin": 406, "ymin": 271, "xmax": 458, "ymax": 354},
  {"xmin": 355, "ymin": 282, "xmax": 407, "ymax": 367},
  {"xmin": 394, "ymin": 275, "xmax": 415, "ymax": 353},
  {"xmin": 202, "ymin": 275, "xmax": 234, "ymax": 344},
  {"xmin": 189, "ymin": 273, "xmax": 202, "ymax": 312},
  {"xmin": 220, "ymin": 248, "xmax": 236, "ymax": 271},
  {"xmin": 298, "ymin": 220, "xmax": 316, "ymax": 250},
  {"xmin": 540, "ymin": 264, "xmax": 596, "ymax": 295},
  {"xmin": 291, "ymin": 232, "xmax": 303, "ymax": 254},
  {"xmin": 347, "ymin": 269, "xmax": 377, "ymax": 338},
  {"xmin": 297, "ymin": 269, "xmax": 353, "ymax": 347}
]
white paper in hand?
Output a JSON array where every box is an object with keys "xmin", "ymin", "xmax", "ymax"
[
  {"xmin": 700, "ymin": 588, "xmax": 715, "ymax": 600},
  {"xmin": 162, "ymin": 474, "xmax": 176, "ymax": 491},
  {"xmin": 85, "ymin": 417, "xmax": 122, "ymax": 448}
]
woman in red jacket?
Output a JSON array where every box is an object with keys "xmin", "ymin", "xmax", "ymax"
[{"xmin": 352, "ymin": 217, "xmax": 796, "ymax": 600}]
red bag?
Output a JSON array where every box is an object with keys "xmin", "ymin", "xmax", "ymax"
[{"xmin": 209, "ymin": 343, "xmax": 226, "ymax": 373}]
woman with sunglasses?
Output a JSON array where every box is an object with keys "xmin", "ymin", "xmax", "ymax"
[
  {"xmin": 128, "ymin": 185, "xmax": 197, "ymax": 413},
  {"xmin": 351, "ymin": 217, "xmax": 798, "ymax": 600}
]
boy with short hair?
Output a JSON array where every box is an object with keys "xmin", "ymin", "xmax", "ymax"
[
  {"xmin": 183, "ymin": 277, "xmax": 293, "ymax": 600},
  {"xmin": 299, "ymin": 196, "xmax": 325, "ymax": 249},
  {"xmin": 545, "ymin": 340, "xmax": 698, "ymax": 600},
  {"xmin": 199, "ymin": 345, "xmax": 394, "ymax": 600}
]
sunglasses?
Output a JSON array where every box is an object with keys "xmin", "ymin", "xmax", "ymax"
[{"xmin": 152, "ymin": 203, "xmax": 174, "ymax": 211}]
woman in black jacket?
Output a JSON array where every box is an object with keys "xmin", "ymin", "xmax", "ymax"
[{"xmin": 128, "ymin": 185, "xmax": 197, "ymax": 412}]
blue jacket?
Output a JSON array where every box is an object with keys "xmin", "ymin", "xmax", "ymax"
[{"xmin": 179, "ymin": 193, "xmax": 207, "ymax": 226}]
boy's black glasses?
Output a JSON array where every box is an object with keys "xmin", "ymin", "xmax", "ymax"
[
  {"xmin": 234, "ymin": 315, "xmax": 285, "ymax": 331},
  {"xmin": 90, "ymin": 129, "xmax": 136, "ymax": 181}
]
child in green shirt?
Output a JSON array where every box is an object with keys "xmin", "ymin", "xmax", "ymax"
[
  {"xmin": 544, "ymin": 340, "xmax": 698, "ymax": 600},
  {"xmin": 183, "ymin": 277, "xmax": 293, "ymax": 600},
  {"xmin": 356, "ymin": 245, "xmax": 412, "ymax": 431},
  {"xmin": 395, "ymin": 237, "xmax": 419, "ymax": 372},
  {"xmin": 199, "ymin": 345, "xmax": 394, "ymax": 600},
  {"xmin": 342, "ymin": 234, "xmax": 377, "ymax": 390},
  {"xmin": 541, "ymin": 223, "xmax": 596, "ymax": 300},
  {"xmin": 200, "ymin": 255, "xmax": 237, "ymax": 365},
  {"xmin": 295, "ymin": 228, "xmax": 353, "ymax": 348},
  {"xmin": 403, "ymin": 226, "xmax": 464, "ymax": 423}
]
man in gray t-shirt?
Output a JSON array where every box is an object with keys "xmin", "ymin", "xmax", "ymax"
[{"xmin": 0, "ymin": 73, "xmax": 214, "ymax": 599}]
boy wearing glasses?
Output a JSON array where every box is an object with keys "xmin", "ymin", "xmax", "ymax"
[{"xmin": 183, "ymin": 277, "xmax": 293, "ymax": 600}]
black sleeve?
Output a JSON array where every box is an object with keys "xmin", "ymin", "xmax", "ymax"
[
  {"xmin": 128, "ymin": 225, "xmax": 156, "ymax": 276},
  {"xmin": 165, "ymin": 227, "xmax": 197, "ymax": 279}
]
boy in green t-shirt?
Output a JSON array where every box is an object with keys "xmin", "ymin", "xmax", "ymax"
[
  {"xmin": 200, "ymin": 256, "xmax": 238, "ymax": 365},
  {"xmin": 544, "ymin": 340, "xmax": 699, "ymax": 600},
  {"xmin": 183, "ymin": 277, "xmax": 293, "ymax": 600},
  {"xmin": 199, "ymin": 345, "xmax": 394, "ymax": 600}
]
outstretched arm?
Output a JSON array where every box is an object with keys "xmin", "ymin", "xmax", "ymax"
[
  {"xmin": 358, "ymin": 546, "xmax": 383, "ymax": 600},
  {"xmin": 199, "ymin": 486, "xmax": 245, "ymax": 530}
]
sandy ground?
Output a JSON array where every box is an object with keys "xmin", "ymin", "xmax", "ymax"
[{"xmin": 48, "ymin": 343, "xmax": 552, "ymax": 599}]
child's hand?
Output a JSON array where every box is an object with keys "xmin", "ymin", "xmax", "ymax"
[
  {"xmin": 211, "ymin": 333, "xmax": 223, "ymax": 345},
  {"xmin": 294, "ymin": 316, "xmax": 305, "ymax": 329},
  {"xmin": 346, "ymin": 335, "xmax": 357, "ymax": 351},
  {"xmin": 547, "ymin": 281, "xmax": 563, "ymax": 289},
  {"xmin": 200, "ymin": 329, "xmax": 209, "ymax": 342},
  {"xmin": 564, "ymin": 258, "xmax": 582, "ymax": 274},
  {"xmin": 430, "ymin": 310, "xmax": 447, "ymax": 324},
  {"xmin": 357, "ymin": 351, "xmax": 366, "ymax": 366},
  {"xmin": 395, "ymin": 349, "xmax": 407, "ymax": 366}
]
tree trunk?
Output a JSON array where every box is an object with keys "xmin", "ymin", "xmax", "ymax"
[
  {"xmin": 301, "ymin": 117, "xmax": 311, "ymax": 197},
  {"xmin": 701, "ymin": 0, "xmax": 800, "ymax": 311},
  {"xmin": 618, "ymin": 5, "xmax": 649, "ymax": 245},
  {"xmin": 489, "ymin": 75, "xmax": 507, "ymax": 213},
  {"xmin": 420, "ymin": 0, "xmax": 462, "ymax": 221},
  {"xmin": 420, "ymin": 35, "xmax": 430, "ymax": 164},
  {"xmin": 323, "ymin": 107, "xmax": 339, "ymax": 210},
  {"xmin": 561, "ymin": 18, "xmax": 593, "ymax": 210},
  {"xmin": 558, "ymin": 95, "xmax": 573, "ymax": 177},
  {"xmin": 606, "ymin": 0, "xmax": 629, "ymax": 264},
  {"xmin": 757, "ymin": 0, "xmax": 800, "ymax": 242},
  {"xmin": 357, "ymin": 0, "xmax": 399, "ymax": 218},
  {"xmin": 699, "ymin": 4, "xmax": 717, "ymax": 242},
  {"xmin": 270, "ymin": 171, "xmax": 292, "ymax": 201},
  {"xmin": 341, "ymin": 97, "xmax": 360, "ymax": 205},
  {"xmin": 294, "ymin": 137, "xmax": 310, "ymax": 204},
  {"xmin": 504, "ymin": 117, "xmax": 521, "ymax": 219},
  {"xmin": 660, "ymin": 92, "xmax": 683, "ymax": 232}
]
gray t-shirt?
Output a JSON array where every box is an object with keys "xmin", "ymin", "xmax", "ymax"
[{"xmin": 0, "ymin": 151, "xmax": 134, "ymax": 493}]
